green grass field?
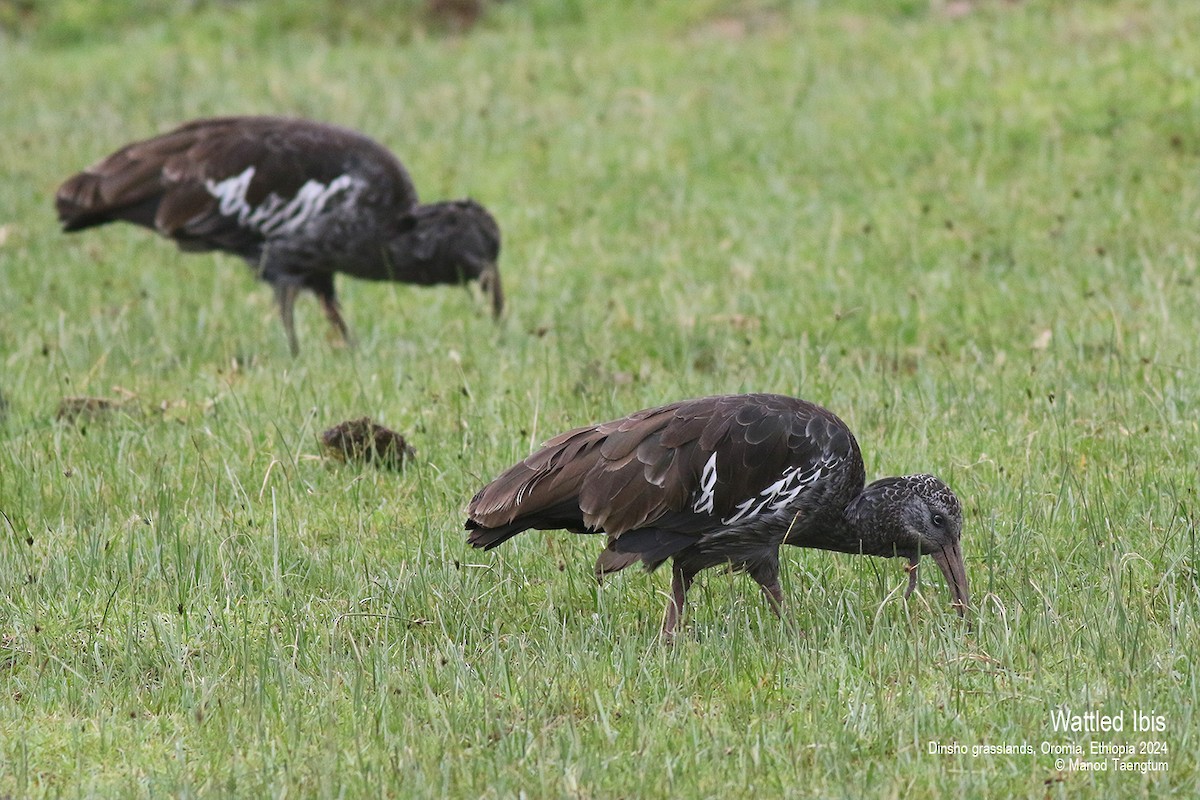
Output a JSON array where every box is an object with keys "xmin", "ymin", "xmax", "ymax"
[{"xmin": 1, "ymin": 1, "xmax": 1197, "ymax": 796}]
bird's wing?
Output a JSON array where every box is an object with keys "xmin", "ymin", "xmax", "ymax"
[
  {"xmin": 56, "ymin": 122, "xmax": 201, "ymax": 233},
  {"xmin": 55, "ymin": 116, "xmax": 419, "ymax": 251},
  {"xmin": 466, "ymin": 394, "xmax": 859, "ymax": 544}
]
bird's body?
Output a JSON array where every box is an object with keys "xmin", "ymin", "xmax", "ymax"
[
  {"xmin": 466, "ymin": 393, "xmax": 969, "ymax": 639},
  {"xmin": 56, "ymin": 115, "xmax": 503, "ymax": 354}
]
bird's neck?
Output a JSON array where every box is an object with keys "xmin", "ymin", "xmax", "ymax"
[
  {"xmin": 840, "ymin": 487, "xmax": 903, "ymax": 557},
  {"xmin": 781, "ymin": 490, "xmax": 898, "ymax": 557}
]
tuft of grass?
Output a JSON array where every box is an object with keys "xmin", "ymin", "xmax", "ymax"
[{"xmin": 2, "ymin": 0, "xmax": 1199, "ymax": 796}]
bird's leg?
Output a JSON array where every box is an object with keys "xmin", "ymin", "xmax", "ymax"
[
  {"xmin": 274, "ymin": 282, "xmax": 302, "ymax": 357},
  {"xmin": 661, "ymin": 562, "xmax": 692, "ymax": 643},
  {"xmin": 758, "ymin": 580, "xmax": 785, "ymax": 618},
  {"xmin": 904, "ymin": 557, "xmax": 920, "ymax": 598},
  {"xmin": 747, "ymin": 561, "xmax": 785, "ymax": 618},
  {"xmin": 309, "ymin": 276, "xmax": 354, "ymax": 349},
  {"xmin": 744, "ymin": 556, "xmax": 788, "ymax": 620},
  {"xmin": 317, "ymin": 293, "xmax": 354, "ymax": 349},
  {"xmin": 478, "ymin": 263, "xmax": 504, "ymax": 318},
  {"xmin": 749, "ymin": 562, "xmax": 804, "ymax": 636}
]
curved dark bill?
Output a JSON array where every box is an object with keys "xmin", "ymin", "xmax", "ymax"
[
  {"xmin": 478, "ymin": 263, "xmax": 504, "ymax": 318},
  {"xmin": 930, "ymin": 542, "xmax": 970, "ymax": 618}
]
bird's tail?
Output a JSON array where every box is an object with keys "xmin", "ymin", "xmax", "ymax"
[
  {"xmin": 464, "ymin": 520, "xmax": 526, "ymax": 550},
  {"xmin": 56, "ymin": 171, "xmax": 113, "ymax": 231},
  {"xmin": 464, "ymin": 503, "xmax": 593, "ymax": 550},
  {"xmin": 593, "ymin": 547, "xmax": 641, "ymax": 580},
  {"xmin": 56, "ymin": 167, "xmax": 163, "ymax": 232},
  {"xmin": 55, "ymin": 126, "xmax": 197, "ymax": 232}
]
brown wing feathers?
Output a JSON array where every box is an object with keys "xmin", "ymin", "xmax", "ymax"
[
  {"xmin": 464, "ymin": 394, "xmax": 849, "ymax": 548},
  {"xmin": 580, "ymin": 410, "xmax": 693, "ymax": 532},
  {"xmin": 465, "ymin": 399, "xmax": 744, "ymax": 549},
  {"xmin": 56, "ymin": 124, "xmax": 211, "ymax": 234},
  {"xmin": 56, "ymin": 117, "xmax": 372, "ymax": 240},
  {"xmin": 464, "ymin": 427, "xmax": 602, "ymax": 544},
  {"xmin": 56, "ymin": 142, "xmax": 176, "ymax": 232},
  {"xmin": 466, "ymin": 403, "xmax": 700, "ymax": 544},
  {"xmin": 465, "ymin": 396, "xmax": 820, "ymax": 585}
]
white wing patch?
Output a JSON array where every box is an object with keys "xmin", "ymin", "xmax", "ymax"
[
  {"xmin": 205, "ymin": 166, "xmax": 360, "ymax": 236},
  {"xmin": 692, "ymin": 452, "xmax": 718, "ymax": 514},
  {"xmin": 719, "ymin": 458, "xmax": 837, "ymax": 525}
]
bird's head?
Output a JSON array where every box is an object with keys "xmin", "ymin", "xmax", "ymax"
[
  {"xmin": 849, "ymin": 474, "xmax": 969, "ymax": 618},
  {"xmin": 391, "ymin": 199, "xmax": 503, "ymax": 316}
]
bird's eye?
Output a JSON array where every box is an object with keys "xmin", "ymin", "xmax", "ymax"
[{"xmin": 932, "ymin": 514, "xmax": 945, "ymax": 528}]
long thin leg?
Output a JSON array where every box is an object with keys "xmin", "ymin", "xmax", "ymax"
[
  {"xmin": 317, "ymin": 293, "xmax": 354, "ymax": 347},
  {"xmin": 661, "ymin": 562, "xmax": 692, "ymax": 642},
  {"xmin": 748, "ymin": 558, "xmax": 785, "ymax": 618},
  {"xmin": 749, "ymin": 559, "xmax": 805, "ymax": 636},
  {"xmin": 757, "ymin": 579, "xmax": 785, "ymax": 618},
  {"xmin": 275, "ymin": 282, "xmax": 302, "ymax": 357},
  {"xmin": 309, "ymin": 276, "xmax": 354, "ymax": 348}
]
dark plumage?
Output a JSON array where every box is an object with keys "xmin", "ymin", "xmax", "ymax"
[
  {"xmin": 55, "ymin": 115, "xmax": 503, "ymax": 355},
  {"xmin": 466, "ymin": 393, "xmax": 969, "ymax": 639}
]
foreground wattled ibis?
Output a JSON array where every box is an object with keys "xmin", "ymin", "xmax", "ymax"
[{"xmin": 466, "ymin": 393, "xmax": 969, "ymax": 640}]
